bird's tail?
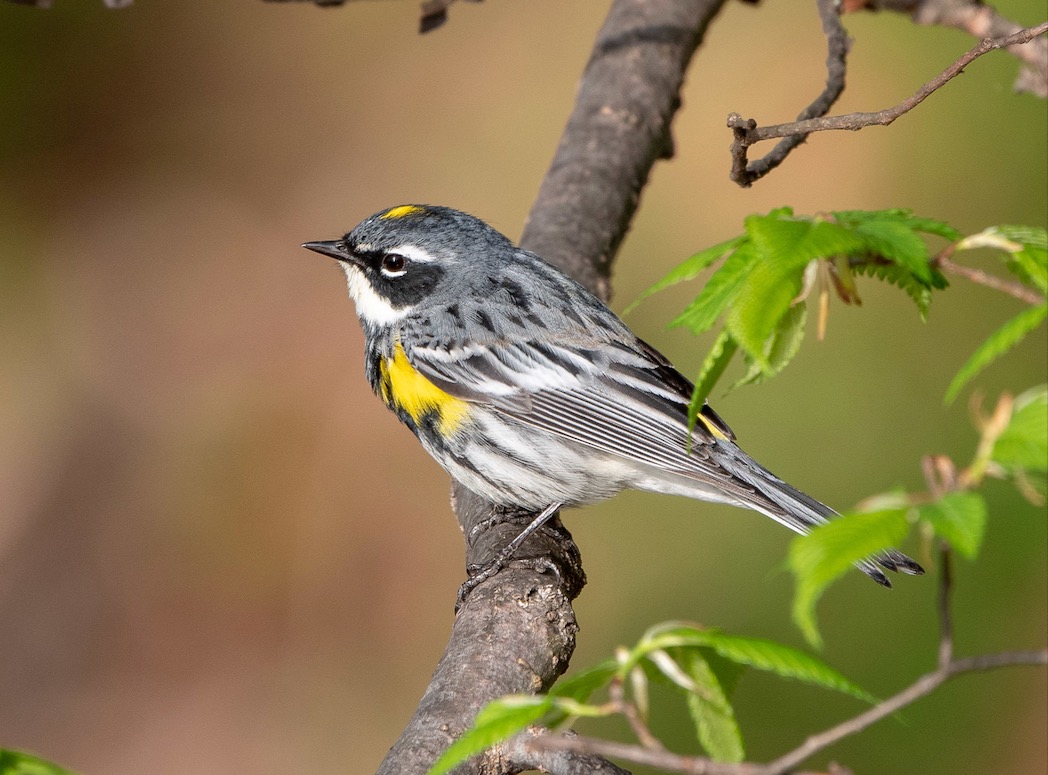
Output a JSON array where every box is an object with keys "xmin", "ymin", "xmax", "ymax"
[{"xmin": 706, "ymin": 444, "xmax": 925, "ymax": 587}]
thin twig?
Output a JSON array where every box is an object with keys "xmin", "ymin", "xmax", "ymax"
[
  {"xmin": 934, "ymin": 253, "xmax": 1046, "ymax": 305},
  {"xmin": 527, "ymin": 544, "xmax": 1046, "ymax": 775},
  {"xmin": 610, "ymin": 676, "xmax": 664, "ymax": 750},
  {"xmin": 729, "ymin": 0, "xmax": 851, "ymax": 185},
  {"xmin": 729, "ymin": 21, "xmax": 1048, "ymax": 185},
  {"xmin": 532, "ymin": 648, "xmax": 1047, "ymax": 774},
  {"xmin": 845, "ymin": 0, "xmax": 1048, "ymax": 97},
  {"xmin": 758, "ymin": 649, "xmax": 1048, "ymax": 775}
]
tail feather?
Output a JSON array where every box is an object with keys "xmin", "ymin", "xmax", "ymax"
[{"xmin": 709, "ymin": 444, "xmax": 925, "ymax": 586}]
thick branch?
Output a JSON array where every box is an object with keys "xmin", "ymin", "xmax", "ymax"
[
  {"xmin": 519, "ymin": 0, "xmax": 730, "ymax": 300},
  {"xmin": 377, "ymin": 1, "xmax": 730, "ymax": 772}
]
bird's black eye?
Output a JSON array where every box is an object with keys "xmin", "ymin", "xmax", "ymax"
[{"xmin": 380, "ymin": 252, "xmax": 407, "ymax": 277}]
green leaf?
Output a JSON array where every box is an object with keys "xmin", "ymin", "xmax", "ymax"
[
  {"xmin": 852, "ymin": 219, "xmax": 934, "ymax": 284},
  {"xmin": 698, "ymin": 630, "xmax": 875, "ymax": 702},
  {"xmin": 917, "ymin": 492, "xmax": 987, "ymax": 560},
  {"xmin": 833, "ymin": 209, "xmax": 961, "ymax": 243},
  {"xmin": 627, "ymin": 235, "xmax": 748, "ymax": 313},
  {"xmin": 678, "ymin": 650, "xmax": 745, "ymax": 762},
  {"xmin": 789, "ymin": 509, "xmax": 911, "ymax": 649},
  {"xmin": 998, "ymin": 226, "xmax": 1048, "ymax": 294},
  {"xmin": 427, "ymin": 696, "xmax": 552, "ymax": 775},
  {"xmin": 671, "ymin": 242, "xmax": 760, "ymax": 334},
  {"xmin": 689, "ymin": 329, "xmax": 738, "ymax": 423},
  {"xmin": 548, "ymin": 659, "xmax": 618, "ymax": 703},
  {"xmin": 732, "ymin": 302, "xmax": 807, "ymax": 388},
  {"xmin": 958, "ymin": 225, "xmax": 1047, "ymax": 293},
  {"xmin": 834, "ymin": 209, "xmax": 954, "ymax": 287},
  {"xmin": 746, "ymin": 214, "xmax": 862, "ymax": 266},
  {"xmin": 851, "ymin": 259, "xmax": 936, "ymax": 319},
  {"xmin": 0, "ymin": 751, "xmax": 77, "ymax": 775},
  {"xmin": 944, "ymin": 303, "xmax": 1048, "ymax": 405},
  {"xmin": 992, "ymin": 386, "xmax": 1048, "ymax": 473},
  {"xmin": 725, "ymin": 258, "xmax": 806, "ymax": 369},
  {"xmin": 726, "ymin": 214, "xmax": 865, "ymax": 368},
  {"xmin": 634, "ymin": 623, "xmax": 873, "ymax": 702}
]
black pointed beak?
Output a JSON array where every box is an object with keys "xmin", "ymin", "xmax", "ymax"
[{"xmin": 302, "ymin": 240, "xmax": 351, "ymax": 262}]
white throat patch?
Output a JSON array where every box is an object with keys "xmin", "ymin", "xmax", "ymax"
[{"xmin": 340, "ymin": 264, "xmax": 412, "ymax": 326}]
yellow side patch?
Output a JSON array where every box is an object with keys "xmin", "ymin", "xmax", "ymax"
[
  {"xmin": 379, "ymin": 342, "xmax": 469, "ymax": 435},
  {"xmin": 380, "ymin": 205, "xmax": 425, "ymax": 220}
]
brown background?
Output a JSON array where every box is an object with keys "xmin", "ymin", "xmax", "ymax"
[{"xmin": 1, "ymin": 2, "xmax": 1045, "ymax": 773}]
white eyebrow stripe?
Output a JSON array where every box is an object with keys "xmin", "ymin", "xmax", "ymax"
[{"xmin": 391, "ymin": 244, "xmax": 438, "ymax": 263}]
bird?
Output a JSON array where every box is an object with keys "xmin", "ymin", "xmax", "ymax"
[{"xmin": 303, "ymin": 204, "xmax": 923, "ymax": 587}]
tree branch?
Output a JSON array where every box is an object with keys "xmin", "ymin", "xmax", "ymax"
[
  {"xmin": 729, "ymin": 21, "xmax": 1048, "ymax": 186},
  {"xmin": 933, "ymin": 252, "xmax": 1047, "ymax": 305},
  {"xmin": 730, "ymin": 0, "xmax": 851, "ymax": 186},
  {"xmin": 376, "ymin": 1, "xmax": 730, "ymax": 772},
  {"xmin": 758, "ymin": 649, "xmax": 1048, "ymax": 775},
  {"xmin": 844, "ymin": 0, "xmax": 1048, "ymax": 97},
  {"xmin": 526, "ymin": 546, "xmax": 1047, "ymax": 775}
]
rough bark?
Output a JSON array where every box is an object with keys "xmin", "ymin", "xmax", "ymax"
[{"xmin": 377, "ymin": 0, "xmax": 730, "ymax": 772}]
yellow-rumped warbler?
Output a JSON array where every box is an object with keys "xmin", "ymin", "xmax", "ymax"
[{"xmin": 304, "ymin": 205, "xmax": 923, "ymax": 586}]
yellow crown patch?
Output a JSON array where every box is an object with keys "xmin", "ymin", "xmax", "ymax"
[{"xmin": 380, "ymin": 205, "xmax": 425, "ymax": 221}]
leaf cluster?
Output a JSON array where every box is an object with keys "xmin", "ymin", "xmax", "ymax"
[
  {"xmin": 789, "ymin": 385, "xmax": 1047, "ymax": 648},
  {"xmin": 632, "ymin": 208, "xmax": 958, "ymax": 421},
  {"xmin": 944, "ymin": 226, "xmax": 1048, "ymax": 403},
  {"xmin": 635, "ymin": 211, "xmax": 1047, "ymax": 418},
  {"xmin": 427, "ymin": 623, "xmax": 875, "ymax": 773}
]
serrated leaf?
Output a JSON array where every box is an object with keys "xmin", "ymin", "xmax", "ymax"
[
  {"xmin": 726, "ymin": 258, "xmax": 807, "ymax": 369},
  {"xmin": 733, "ymin": 302, "xmax": 807, "ymax": 388},
  {"xmin": 698, "ymin": 631, "xmax": 875, "ymax": 703},
  {"xmin": 671, "ymin": 242, "xmax": 761, "ymax": 334},
  {"xmin": 917, "ymin": 492, "xmax": 987, "ymax": 560},
  {"xmin": 741, "ymin": 213, "xmax": 810, "ymax": 269},
  {"xmin": 999, "ymin": 226, "xmax": 1048, "ymax": 294},
  {"xmin": 852, "ymin": 219, "xmax": 934, "ymax": 284},
  {"xmin": 996, "ymin": 225, "xmax": 1048, "ymax": 251},
  {"xmin": 944, "ymin": 303, "xmax": 1048, "ymax": 405},
  {"xmin": 992, "ymin": 386, "xmax": 1048, "ymax": 473},
  {"xmin": 427, "ymin": 696, "xmax": 552, "ymax": 775},
  {"xmin": 0, "ymin": 751, "xmax": 78, "ymax": 775},
  {"xmin": 678, "ymin": 650, "xmax": 745, "ymax": 763},
  {"xmin": 635, "ymin": 623, "xmax": 873, "ymax": 702},
  {"xmin": 727, "ymin": 214, "xmax": 867, "ymax": 368},
  {"xmin": 851, "ymin": 260, "xmax": 936, "ymax": 318},
  {"xmin": 627, "ymin": 235, "xmax": 748, "ymax": 313},
  {"xmin": 789, "ymin": 509, "xmax": 911, "ymax": 649},
  {"xmin": 833, "ymin": 209, "xmax": 961, "ymax": 243},
  {"xmin": 833, "ymin": 210, "xmax": 955, "ymax": 288},
  {"xmin": 746, "ymin": 214, "xmax": 865, "ymax": 266},
  {"xmin": 1008, "ymin": 245, "xmax": 1048, "ymax": 294}
]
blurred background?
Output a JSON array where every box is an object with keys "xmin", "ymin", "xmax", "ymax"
[{"xmin": 1, "ymin": 1, "xmax": 1045, "ymax": 773}]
